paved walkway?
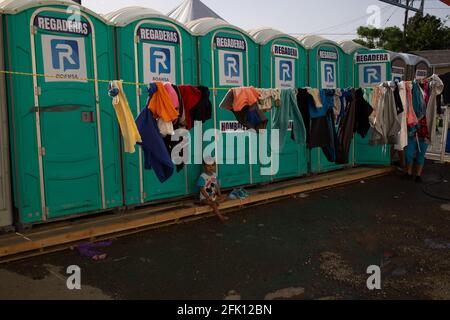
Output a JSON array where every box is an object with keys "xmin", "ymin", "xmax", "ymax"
[{"xmin": 1, "ymin": 162, "xmax": 449, "ymax": 300}]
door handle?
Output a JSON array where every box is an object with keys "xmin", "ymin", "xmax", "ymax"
[{"xmin": 31, "ymin": 105, "xmax": 81, "ymax": 113}]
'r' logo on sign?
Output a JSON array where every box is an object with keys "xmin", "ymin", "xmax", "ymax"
[
  {"xmin": 364, "ymin": 65, "xmax": 381, "ymax": 84},
  {"xmin": 224, "ymin": 53, "xmax": 240, "ymax": 78},
  {"xmin": 325, "ymin": 64, "xmax": 335, "ymax": 83},
  {"xmin": 280, "ymin": 60, "xmax": 293, "ymax": 82},
  {"xmin": 51, "ymin": 39, "xmax": 80, "ymax": 71},
  {"xmin": 150, "ymin": 47, "xmax": 171, "ymax": 75}
]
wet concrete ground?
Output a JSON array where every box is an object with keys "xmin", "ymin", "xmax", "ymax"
[{"xmin": 0, "ymin": 162, "xmax": 449, "ymax": 300}]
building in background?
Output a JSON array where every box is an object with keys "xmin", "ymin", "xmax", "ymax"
[{"xmin": 412, "ymin": 50, "xmax": 450, "ymax": 75}]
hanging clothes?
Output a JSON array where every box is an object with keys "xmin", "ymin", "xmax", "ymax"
[
  {"xmin": 220, "ymin": 89, "xmax": 268, "ymax": 131},
  {"xmin": 163, "ymin": 121, "xmax": 186, "ymax": 173},
  {"xmin": 321, "ymin": 89, "xmax": 338, "ymax": 163},
  {"xmin": 234, "ymin": 104, "xmax": 268, "ymax": 131},
  {"xmin": 158, "ymin": 119, "xmax": 175, "ymax": 137},
  {"xmin": 109, "ymin": 80, "xmax": 142, "ymax": 153},
  {"xmin": 190, "ymin": 86, "xmax": 212, "ymax": 124},
  {"xmin": 369, "ymin": 82, "xmax": 401, "ymax": 146},
  {"xmin": 437, "ymin": 72, "xmax": 450, "ymax": 113},
  {"xmin": 256, "ymin": 88, "xmax": 281, "ymax": 110},
  {"xmin": 420, "ymin": 80, "xmax": 430, "ymax": 106},
  {"xmin": 335, "ymin": 89, "xmax": 356, "ymax": 164},
  {"xmin": 368, "ymin": 86, "xmax": 382, "ymax": 127},
  {"xmin": 296, "ymin": 88, "xmax": 314, "ymax": 147},
  {"xmin": 135, "ymin": 85, "xmax": 174, "ymax": 183},
  {"xmin": 148, "ymin": 82, "xmax": 179, "ymax": 122},
  {"xmin": 272, "ymin": 89, "xmax": 306, "ymax": 150},
  {"xmin": 308, "ymin": 89, "xmax": 331, "ymax": 149},
  {"xmin": 178, "ymin": 85, "xmax": 202, "ymax": 130},
  {"xmin": 307, "ymin": 88, "xmax": 322, "ymax": 107},
  {"xmin": 172, "ymin": 84, "xmax": 186, "ymax": 127},
  {"xmin": 164, "ymin": 82, "xmax": 180, "ymax": 112},
  {"xmin": 354, "ymin": 88, "xmax": 373, "ymax": 139},
  {"xmin": 412, "ymin": 81, "xmax": 427, "ymax": 120},
  {"xmin": 426, "ymin": 74, "xmax": 444, "ymax": 146},
  {"xmin": 219, "ymin": 89, "xmax": 234, "ymax": 111},
  {"xmin": 395, "ymin": 82, "xmax": 409, "ymax": 151},
  {"xmin": 405, "ymin": 81, "xmax": 418, "ymax": 128},
  {"xmin": 231, "ymin": 87, "xmax": 260, "ymax": 112},
  {"xmin": 393, "ymin": 82, "xmax": 404, "ymax": 115},
  {"xmin": 333, "ymin": 89, "xmax": 343, "ymax": 120}
]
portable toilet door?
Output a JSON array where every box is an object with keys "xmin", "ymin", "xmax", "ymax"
[
  {"xmin": 390, "ymin": 52, "xmax": 408, "ymax": 81},
  {"xmin": 301, "ymin": 35, "xmax": 347, "ymax": 174},
  {"xmin": 107, "ymin": 7, "xmax": 198, "ymax": 205},
  {"xmin": 412, "ymin": 56, "xmax": 432, "ymax": 80},
  {"xmin": 188, "ymin": 18, "xmax": 259, "ymax": 189},
  {"xmin": 2, "ymin": 0, "xmax": 122, "ymax": 225},
  {"xmin": 0, "ymin": 10, "xmax": 13, "ymax": 231},
  {"xmin": 249, "ymin": 28, "xmax": 308, "ymax": 182},
  {"xmin": 342, "ymin": 42, "xmax": 392, "ymax": 166}
]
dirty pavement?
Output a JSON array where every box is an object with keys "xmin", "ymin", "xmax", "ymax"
[{"xmin": 0, "ymin": 162, "xmax": 449, "ymax": 300}]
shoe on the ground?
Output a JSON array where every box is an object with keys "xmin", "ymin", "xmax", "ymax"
[{"xmin": 402, "ymin": 173, "xmax": 414, "ymax": 180}]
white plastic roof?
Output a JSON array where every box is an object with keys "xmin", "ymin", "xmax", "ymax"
[
  {"xmin": 407, "ymin": 53, "xmax": 431, "ymax": 67},
  {"xmin": 168, "ymin": 0, "xmax": 224, "ymax": 25},
  {"xmin": 105, "ymin": 6, "xmax": 163, "ymax": 23},
  {"xmin": 338, "ymin": 40, "xmax": 367, "ymax": 54},
  {"xmin": 186, "ymin": 17, "xmax": 249, "ymax": 36},
  {"xmin": 106, "ymin": 6, "xmax": 187, "ymax": 30},
  {"xmin": 248, "ymin": 28, "xmax": 301, "ymax": 46},
  {"xmin": 0, "ymin": 0, "xmax": 109, "ymax": 23},
  {"xmin": 388, "ymin": 51, "xmax": 431, "ymax": 67},
  {"xmin": 298, "ymin": 35, "xmax": 338, "ymax": 49}
]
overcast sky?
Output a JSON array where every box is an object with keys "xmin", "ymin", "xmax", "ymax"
[{"xmin": 83, "ymin": 0, "xmax": 450, "ymax": 41}]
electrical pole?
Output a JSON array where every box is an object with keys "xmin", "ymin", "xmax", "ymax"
[
  {"xmin": 403, "ymin": 0, "xmax": 411, "ymax": 51},
  {"xmin": 419, "ymin": 0, "xmax": 425, "ymax": 16}
]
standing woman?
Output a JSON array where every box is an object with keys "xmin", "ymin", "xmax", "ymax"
[{"xmin": 404, "ymin": 75, "xmax": 444, "ymax": 182}]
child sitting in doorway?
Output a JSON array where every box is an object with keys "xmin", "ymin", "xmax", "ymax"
[{"xmin": 197, "ymin": 157, "xmax": 228, "ymax": 222}]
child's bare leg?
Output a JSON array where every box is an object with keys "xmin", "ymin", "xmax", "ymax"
[{"xmin": 203, "ymin": 200, "xmax": 228, "ymax": 222}]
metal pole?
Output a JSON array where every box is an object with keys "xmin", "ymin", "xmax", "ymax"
[
  {"xmin": 419, "ymin": 0, "xmax": 425, "ymax": 16},
  {"xmin": 403, "ymin": 0, "xmax": 410, "ymax": 51}
]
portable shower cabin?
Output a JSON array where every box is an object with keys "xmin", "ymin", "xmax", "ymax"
[
  {"xmin": 1, "ymin": 0, "xmax": 122, "ymax": 226},
  {"xmin": 187, "ymin": 18, "xmax": 259, "ymax": 189},
  {"xmin": 390, "ymin": 52, "xmax": 432, "ymax": 81},
  {"xmin": 107, "ymin": 7, "xmax": 199, "ymax": 205},
  {"xmin": 249, "ymin": 28, "xmax": 308, "ymax": 181},
  {"xmin": 340, "ymin": 40, "xmax": 392, "ymax": 166},
  {"xmin": 390, "ymin": 52, "xmax": 408, "ymax": 81},
  {"xmin": 408, "ymin": 54, "xmax": 432, "ymax": 80},
  {"xmin": 0, "ymin": 8, "xmax": 13, "ymax": 230},
  {"xmin": 300, "ymin": 35, "xmax": 349, "ymax": 173}
]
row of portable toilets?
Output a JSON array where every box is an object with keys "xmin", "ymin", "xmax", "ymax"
[{"xmin": 0, "ymin": 1, "xmax": 433, "ymax": 230}]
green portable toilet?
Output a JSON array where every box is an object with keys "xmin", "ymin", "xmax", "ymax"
[
  {"xmin": 0, "ymin": 8, "xmax": 13, "ymax": 230},
  {"xmin": 249, "ymin": 28, "xmax": 308, "ymax": 181},
  {"xmin": 187, "ymin": 18, "xmax": 259, "ymax": 189},
  {"xmin": 300, "ymin": 35, "xmax": 348, "ymax": 174},
  {"xmin": 340, "ymin": 40, "xmax": 392, "ymax": 166},
  {"xmin": 107, "ymin": 7, "xmax": 199, "ymax": 205},
  {"xmin": 2, "ymin": 0, "xmax": 122, "ymax": 226}
]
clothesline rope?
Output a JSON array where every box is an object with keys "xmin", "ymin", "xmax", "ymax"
[
  {"xmin": 3, "ymin": 69, "xmax": 435, "ymax": 92},
  {"xmin": 0, "ymin": 70, "xmax": 233, "ymax": 91}
]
